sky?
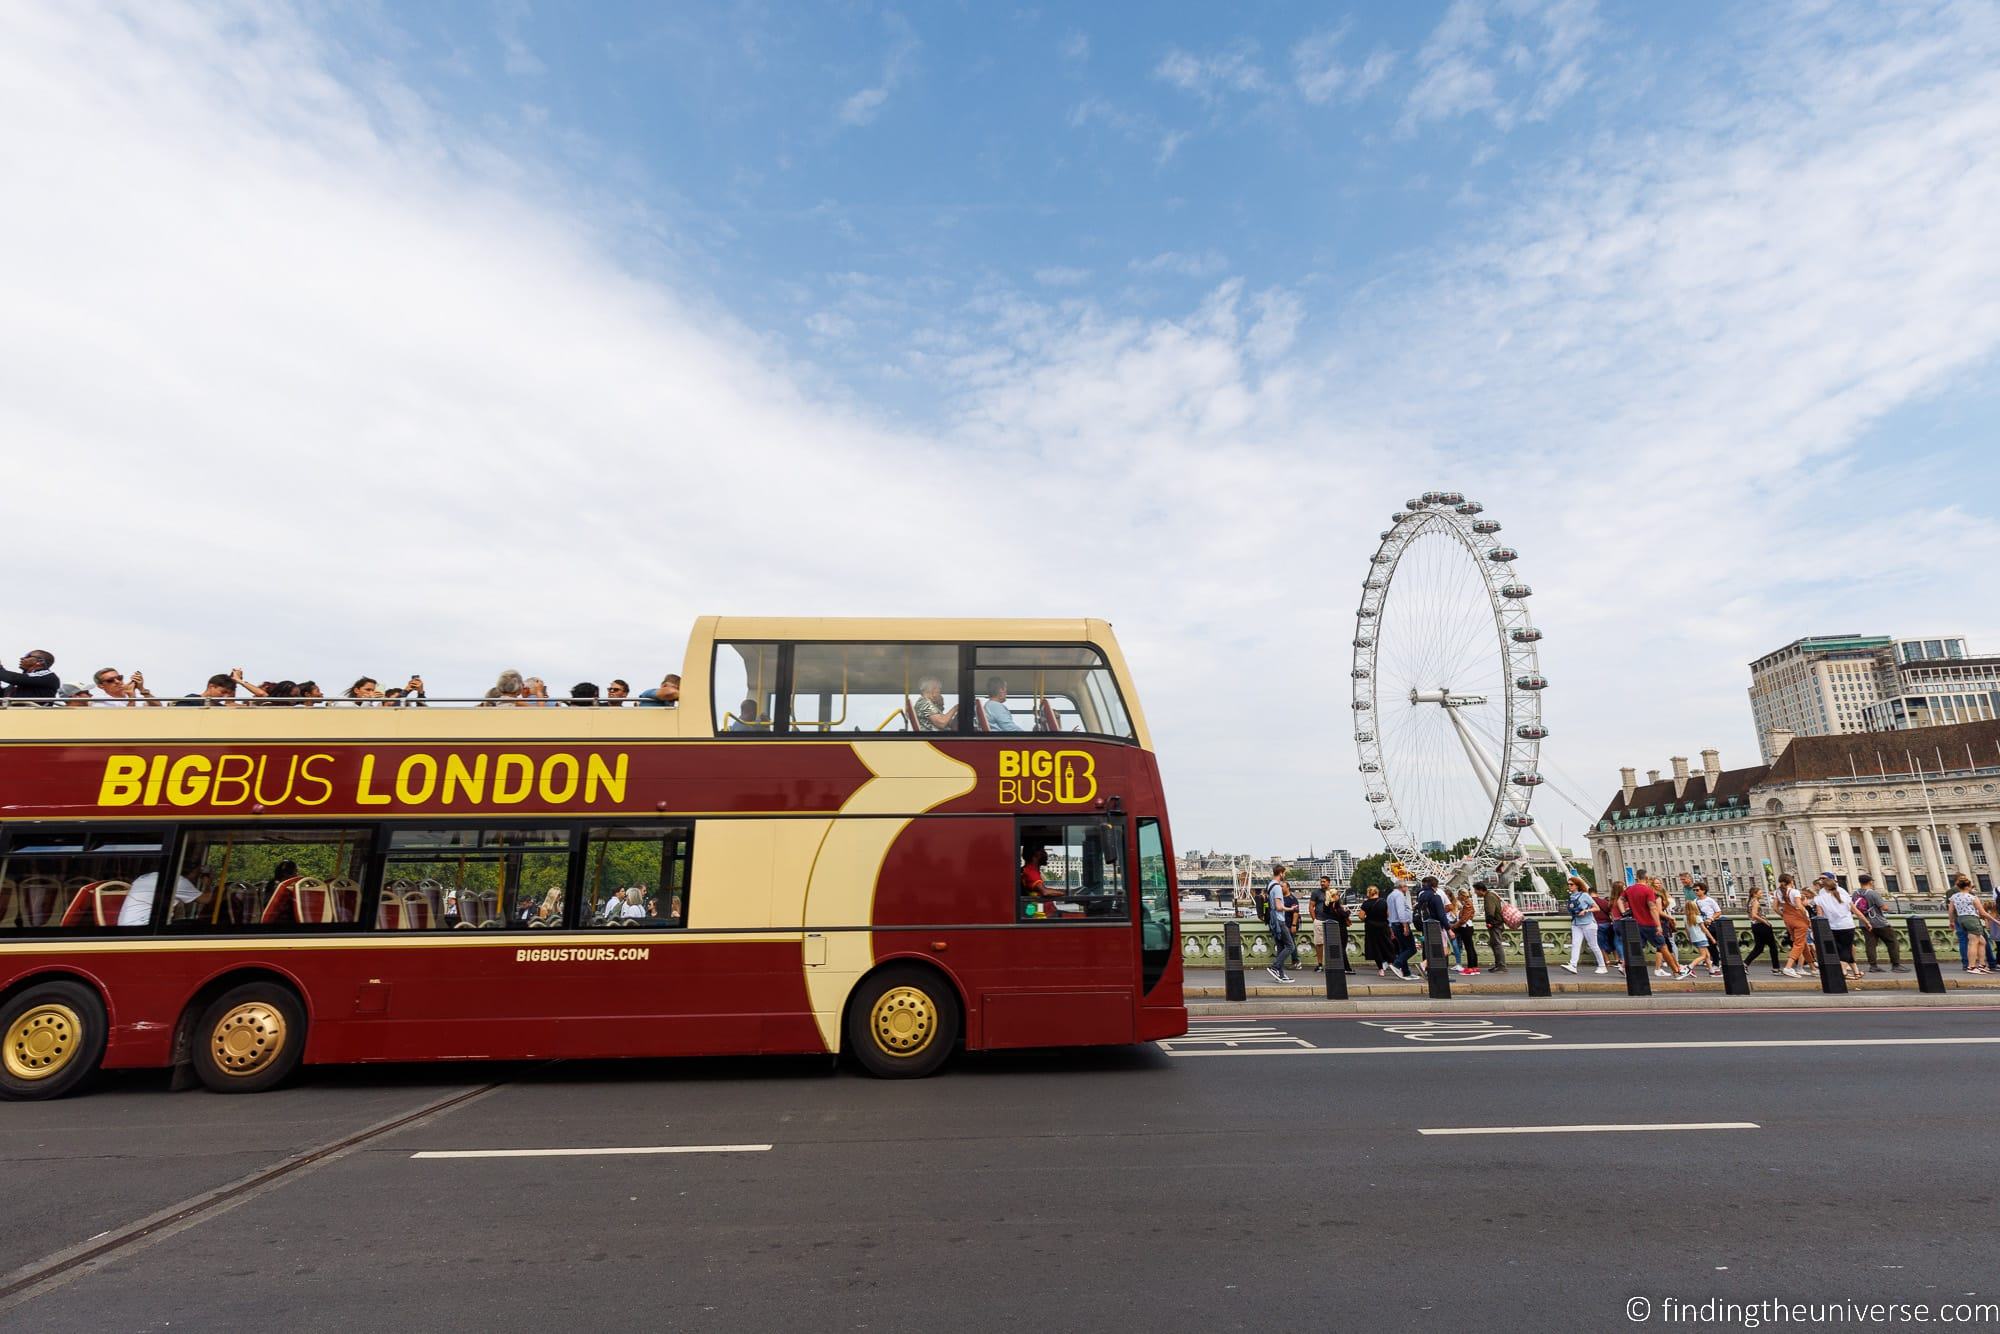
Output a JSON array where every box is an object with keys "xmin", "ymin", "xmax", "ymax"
[{"xmin": 4, "ymin": 0, "xmax": 1999, "ymax": 857}]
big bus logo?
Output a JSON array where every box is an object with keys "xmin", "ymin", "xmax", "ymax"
[{"xmin": 996, "ymin": 749, "xmax": 1097, "ymax": 806}]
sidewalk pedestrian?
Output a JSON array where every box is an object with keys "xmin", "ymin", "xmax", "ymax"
[
  {"xmin": 1265, "ymin": 864, "xmax": 1298, "ymax": 984},
  {"xmin": 1810, "ymin": 873, "xmax": 1863, "ymax": 982},
  {"xmin": 1450, "ymin": 887, "xmax": 1481, "ymax": 975},
  {"xmin": 1851, "ymin": 874, "xmax": 1904, "ymax": 973},
  {"xmin": 1360, "ymin": 886, "xmax": 1392, "ymax": 977},
  {"xmin": 1695, "ymin": 882, "xmax": 1722, "ymax": 967},
  {"xmin": 1480, "ymin": 880, "xmax": 1509, "ymax": 974},
  {"xmin": 1779, "ymin": 873, "xmax": 1813, "ymax": 977},
  {"xmin": 1947, "ymin": 877, "xmax": 1990, "ymax": 974},
  {"xmin": 1314, "ymin": 876, "xmax": 1353, "ymax": 974},
  {"xmin": 1594, "ymin": 884, "xmax": 1624, "ymax": 969},
  {"xmin": 1419, "ymin": 877, "xmax": 1461, "ymax": 976},
  {"xmin": 1682, "ymin": 898, "xmax": 1717, "ymax": 976},
  {"xmin": 1562, "ymin": 876, "xmax": 1607, "ymax": 974},
  {"xmin": 1387, "ymin": 880, "xmax": 1419, "ymax": 981},
  {"xmin": 1744, "ymin": 881, "xmax": 1782, "ymax": 975},
  {"xmin": 1627, "ymin": 873, "xmax": 1690, "ymax": 980}
]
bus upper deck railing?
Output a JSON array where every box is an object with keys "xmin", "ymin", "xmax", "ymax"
[{"xmin": 0, "ymin": 696, "xmax": 652, "ymax": 709}]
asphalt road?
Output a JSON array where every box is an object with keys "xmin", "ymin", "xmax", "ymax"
[{"xmin": 4, "ymin": 1006, "xmax": 1998, "ymax": 1332}]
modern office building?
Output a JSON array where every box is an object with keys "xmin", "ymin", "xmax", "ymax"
[
  {"xmin": 1749, "ymin": 634, "xmax": 2000, "ymax": 761},
  {"xmin": 1586, "ymin": 722, "xmax": 2000, "ymax": 900}
]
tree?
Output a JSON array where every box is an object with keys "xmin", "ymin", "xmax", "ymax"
[
  {"xmin": 1350, "ymin": 852, "xmax": 1394, "ymax": 898},
  {"xmin": 1448, "ymin": 836, "xmax": 1481, "ymax": 860}
]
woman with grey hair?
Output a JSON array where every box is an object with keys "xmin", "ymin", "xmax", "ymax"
[
  {"xmin": 912, "ymin": 677, "xmax": 958, "ymax": 731},
  {"xmin": 481, "ymin": 669, "xmax": 526, "ymax": 706}
]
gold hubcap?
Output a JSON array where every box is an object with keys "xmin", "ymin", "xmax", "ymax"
[
  {"xmin": 870, "ymin": 986, "xmax": 938, "ymax": 1056},
  {"xmin": 211, "ymin": 1002, "xmax": 287, "ymax": 1077},
  {"xmin": 5, "ymin": 1003, "xmax": 83, "ymax": 1081}
]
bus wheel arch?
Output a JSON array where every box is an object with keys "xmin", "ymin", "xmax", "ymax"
[
  {"xmin": 842, "ymin": 959, "xmax": 964, "ymax": 1079},
  {"xmin": 174, "ymin": 970, "xmax": 309, "ymax": 1095},
  {"xmin": 1, "ymin": 974, "xmax": 111, "ymax": 1101}
]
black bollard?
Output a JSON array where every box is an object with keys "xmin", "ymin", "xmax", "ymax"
[
  {"xmin": 1223, "ymin": 920, "xmax": 1246, "ymax": 1002},
  {"xmin": 1423, "ymin": 920, "xmax": 1452, "ymax": 1000},
  {"xmin": 1521, "ymin": 919, "xmax": 1551, "ymax": 997},
  {"xmin": 1906, "ymin": 916, "xmax": 1946, "ymax": 994},
  {"xmin": 1714, "ymin": 916, "xmax": 1751, "ymax": 996},
  {"xmin": 1621, "ymin": 919, "xmax": 1652, "ymax": 996},
  {"xmin": 1325, "ymin": 922, "xmax": 1349, "ymax": 1000},
  {"xmin": 1810, "ymin": 915, "xmax": 1847, "ymax": 994}
]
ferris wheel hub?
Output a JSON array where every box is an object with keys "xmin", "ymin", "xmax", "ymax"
[{"xmin": 1408, "ymin": 688, "xmax": 1489, "ymax": 707}]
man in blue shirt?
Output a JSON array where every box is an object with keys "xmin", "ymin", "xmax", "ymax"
[
  {"xmin": 1265, "ymin": 865, "xmax": 1298, "ymax": 983},
  {"xmin": 1386, "ymin": 881, "xmax": 1418, "ymax": 980},
  {"xmin": 981, "ymin": 678, "xmax": 1024, "ymax": 732}
]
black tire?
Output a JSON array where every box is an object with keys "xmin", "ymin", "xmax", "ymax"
[
  {"xmin": 1, "ymin": 979, "xmax": 108, "ymax": 1101},
  {"xmin": 190, "ymin": 983, "xmax": 305, "ymax": 1094},
  {"xmin": 845, "ymin": 967, "xmax": 959, "ymax": 1079}
]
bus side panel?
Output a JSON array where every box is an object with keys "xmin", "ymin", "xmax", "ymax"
[{"xmin": 1, "ymin": 951, "xmax": 191, "ymax": 1070}]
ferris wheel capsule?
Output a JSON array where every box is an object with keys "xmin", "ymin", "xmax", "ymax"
[
  {"xmin": 1503, "ymin": 813, "xmax": 1536, "ymax": 829},
  {"xmin": 1420, "ymin": 490, "xmax": 1448, "ymax": 503},
  {"xmin": 1516, "ymin": 673, "xmax": 1547, "ymax": 690},
  {"xmin": 1359, "ymin": 762, "xmax": 1381, "ymax": 773},
  {"xmin": 1392, "ymin": 511, "xmax": 1412, "ymax": 523},
  {"xmin": 1365, "ymin": 792, "xmax": 1388, "ymax": 803},
  {"xmin": 1436, "ymin": 491, "xmax": 1464, "ymax": 505},
  {"xmin": 1510, "ymin": 772, "xmax": 1544, "ymax": 787},
  {"xmin": 1373, "ymin": 819, "xmax": 1398, "ymax": 832},
  {"xmin": 1350, "ymin": 700, "xmax": 1370, "ymax": 710},
  {"xmin": 1353, "ymin": 635, "xmax": 1373, "ymax": 648},
  {"xmin": 1406, "ymin": 497, "xmax": 1428, "ymax": 510},
  {"xmin": 1500, "ymin": 583, "xmax": 1532, "ymax": 599},
  {"xmin": 1471, "ymin": 519, "xmax": 1501, "ymax": 534},
  {"xmin": 1486, "ymin": 547, "xmax": 1518, "ymax": 563},
  {"xmin": 1456, "ymin": 500, "xmax": 1483, "ymax": 515},
  {"xmin": 1354, "ymin": 730, "xmax": 1374, "ymax": 742},
  {"xmin": 1351, "ymin": 667, "xmax": 1371, "ymax": 679},
  {"xmin": 1510, "ymin": 628, "xmax": 1543, "ymax": 643},
  {"xmin": 1515, "ymin": 723, "xmax": 1549, "ymax": 739}
]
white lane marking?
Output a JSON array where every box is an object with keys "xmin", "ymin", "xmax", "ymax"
[
  {"xmin": 1161, "ymin": 1036, "xmax": 2000, "ymax": 1057},
  {"xmin": 1360, "ymin": 1019, "xmax": 1550, "ymax": 1043},
  {"xmin": 410, "ymin": 1144, "xmax": 772, "ymax": 1160},
  {"xmin": 1419, "ymin": 1122, "xmax": 1759, "ymax": 1137},
  {"xmin": 1158, "ymin": 1026, "xmax": 1313, "ymax": 1051}
]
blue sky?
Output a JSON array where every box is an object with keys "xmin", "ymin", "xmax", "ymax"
[{"xmin": 4, "ymin": 0, "xmax": 1999, "ymax": 855}]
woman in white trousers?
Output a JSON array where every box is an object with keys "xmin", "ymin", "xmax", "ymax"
[{"xmin": 1561, "ymin": 875, "xmax": 1608, "ymax": 974}]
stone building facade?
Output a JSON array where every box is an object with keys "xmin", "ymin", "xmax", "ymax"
[{"xmin": 1586, "ymin": 720, "xmax": 2000, "ymax": 904}]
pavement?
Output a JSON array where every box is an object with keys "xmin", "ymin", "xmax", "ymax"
[{"xmin": 5, "ymin": 1004, "xmax": 1999, "ymax": 1331}]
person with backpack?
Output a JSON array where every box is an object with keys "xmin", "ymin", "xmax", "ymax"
[
  {"xmin": 1851, "ymin": 874, "xmax": 1904, "ymax": 973},
  {"xmin": 1479, "ymin": 880, "xmax": 1510, "ymax": 974},
  {"xmin": 1386, "ymin": 879, "xmax": 1419, "ymax": 981},
  {"xmin": 1265, "ymin": 865, "xmax": 1298, "ymax": 984},
  {"xmin": 1417, "ymin": 876, "xmax": 1457, "ymax": 976},
  {"xmin": 1561, "ymin": 875, "xmax": 1607, "ymax": 973},
  {"xmin": 1744, "ymin": 880, "xmax": 1782, "ymax": 974}
]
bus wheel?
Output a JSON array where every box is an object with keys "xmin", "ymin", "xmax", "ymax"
[
  {"xmin": 192, "ymin": 984, "xmax": 305, "ymax": 1094},
  {"xmin": 1, "ymin": 980, "xmax": 108, "ymax": 1101},
  {"xmin": 846, "ymin": 967, "xmax": 959, "ymax": 1079}
]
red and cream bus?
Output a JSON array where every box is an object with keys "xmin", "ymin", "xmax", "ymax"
[{"xmin": 0, "ymin": 618, "xmax": 1185, "ymax": 1099}]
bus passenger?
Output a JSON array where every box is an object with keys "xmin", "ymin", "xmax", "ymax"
[
  {"xmin": 0, "ymin": 649, "xmax": 60, "ymax": 702},
  {"xmin": 117, "ymin": 867, "xmax": 206, "ymax": 925},
  {"xmin": 982, "ymin": 678, "xmax": 1024, "ymax": 732},
  {"xmin": 913, "ymin": 677, "xmax": 958, "ymax": 731},
  {"xmin": 537, "ymin": 887, "xmax": 564, "ymax": 921},
  {"xmin": 619, "ymin": 888, "xmax": 647, "ymax": 920},
  {"xmin": 482, "ymin": 670, "xmax": 526, "ymax": 706},
  {"xmin": 606, "ymin": 679, "xmax": 630, "ymax": 703},
  {"xmin": 729, "ymin": 699, "xmax": 765, "ymax": 731},
  {"xmin": 637, "ymin": 674, "xmax": 680, "ymax": 707}
]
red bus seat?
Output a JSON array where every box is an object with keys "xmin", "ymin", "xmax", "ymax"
[
  {"xmin": 399, "ymin": 893, "xmax": 435, "ymax": 930},
  {"xmin": 260, "ymin": 876, "xmax": 302, "ymax": 925},
  {"xmin": 59, "ymin": 881, "xmax": 104, "ymax": 926},
  {"xmin": 971, "ymin": 699, "xmax": 990, "ymax": 733},
  {"xmin": 19, "ymin": 876, "xmax": 61, "ymax": 927},
  {"xmin": 377, "ymin": 897, "xmax": 404, "ymax": 930},
  {"xmin": 901, "ymin": 696, "xmax": 919, "ymax": 731},
  {"xmin": 1037, "ymin": 698, "xmax": 1060, "ymax": 733},
  {"xmin": 292, "ymin": 877, "xmax": 333, "ymax": 923},
  {"xmin": 330, "ymin": 878, "xmax": 360, "ymax": 923},
  {"xmin": 0, "ymin": 879, "xmax": 15, "ymax": 929}
]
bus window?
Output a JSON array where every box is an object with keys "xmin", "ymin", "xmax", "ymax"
[
  {"xmin": 582, "ymin": 824, "xmax": 693, "ymax": 927},
  {"xmin": 1, "ymin": 831, "xmax": 166, "ymax": 931},
  {"xmin": 789, "ymin": 643, "xmax": 960, "ymax": 734},
  {"xmin": 168, "ymin": 828, "xmax": 373, "ymax": 930},
  {"xmin": 713, "ymin": 643, "xmax": 779, "ymax": 735},
  {"xmin": 380, "ymin": 827, "xmax": 570, "ymax": 930},
  {"xmin": 1016, "ymin": 819, "xmax": 1126, "ymax": 922},
  {"xmin": 1137, "ymin": 819, "xmax": 1174, "ymax": 990},
  {"xmin": 973, "ymin": 646, "xmax": 1134, "ymax": 739}
]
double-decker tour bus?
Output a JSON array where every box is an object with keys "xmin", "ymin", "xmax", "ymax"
[{"xmin": 0, "ymin": 618, "xmax": 1185, "ymax": 1099}]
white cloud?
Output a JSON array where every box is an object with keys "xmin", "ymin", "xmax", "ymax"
[
  {"xmin": 1058, "ymin": 31, "xmax": 1089, "ymax": 64},
  {"xmin": 1153, "ymin": 41, "xmax": 1270, "ymax": 104},
  {"xmin": 1402, "ymin": 0, "xmax": 1599, "ymax": 132},
  {"xmin": 496, "ymin": 0, "xmax": 544, "ymax": 78},
  {"xmin": 837, "ymin": 13, "xmax": 918, "ymax": 127},
  {"xmin": 1129, "ymin": 250, "xmax": 1230, "ymax": 279},
  {"xmin": 1033, "ymin": 266, "xmax": 1092, "ymax": 287}
]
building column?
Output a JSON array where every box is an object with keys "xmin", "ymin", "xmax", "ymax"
[
  {"xmin": 1944, "ymin": 822, "xmax": 1974, "ymax": 886},
  {"xmin": 1887, "ymin": 825, "xmax": 1917, "ymax": 896},
  {"xmin": 1859, "ymin": 825, "xmax": 1886, "ymax": 889},
  {"xmin": 1977, "ymin": 821, "xmax": 1998, "ymax": 887}
]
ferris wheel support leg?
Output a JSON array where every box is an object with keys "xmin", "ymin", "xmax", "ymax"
[{"xmin": 1443, "ymin": 704, "xmax": 1573, "ymax": 892}]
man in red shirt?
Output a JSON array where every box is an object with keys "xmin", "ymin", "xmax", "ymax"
[{"xmin": 1624, "ymin": 873, "xmax": 1689, "ymax": 979}]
